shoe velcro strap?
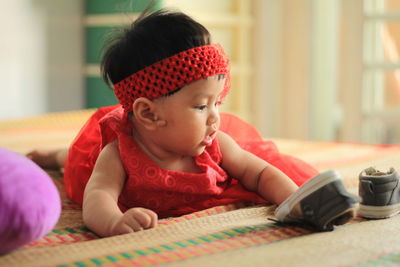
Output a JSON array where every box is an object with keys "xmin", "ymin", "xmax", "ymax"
[{"xmin": 360, "ymin": 179, "xmax": 398, "ymax": 194}]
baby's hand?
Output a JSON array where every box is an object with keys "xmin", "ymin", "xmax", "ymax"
[{"xmin": 111, "ymin": 208, "xmax": 158, "ymax": 235}]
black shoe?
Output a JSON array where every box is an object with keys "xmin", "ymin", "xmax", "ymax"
[
  {"xmin": 275, "ymin": 170, "xmax": 359, "ymax": 231},
  {"xmin": 358, "ymin": 167, "xmax": 400, "ymax": 219}
]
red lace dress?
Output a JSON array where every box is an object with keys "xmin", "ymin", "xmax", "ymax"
[{"xmin": 64, "ymin": 105, "xmax": 318, "ymax": 218}]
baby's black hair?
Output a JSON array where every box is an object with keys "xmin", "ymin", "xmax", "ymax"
[{"xmin": 101, "ymin": 8, "xmax": 211, "ymax": 87}]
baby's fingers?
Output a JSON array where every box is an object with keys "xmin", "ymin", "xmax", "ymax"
[
  {"xmin": 114, "ymin": 223, "xmax": 134, "ymax": 235},
  {"xmin": 140, "ymin": 209, "xmax": 158, "ymax": 228},
  {"xmin": 123, "ymin": 215, "xmax": 144, "ymax": 232},
  {"xmin": 132, "ymin": 209, "xmax": 157, "ymax": 229}
]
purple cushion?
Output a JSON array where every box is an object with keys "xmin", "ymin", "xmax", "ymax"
[{"xmin": 0, "ymin": 147, "xmax": 61, "ymax": 254}]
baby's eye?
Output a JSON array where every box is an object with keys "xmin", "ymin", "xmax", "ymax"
[{"xmin": 195, "ymin": 105, "xmax": 207, "ymax": 111}]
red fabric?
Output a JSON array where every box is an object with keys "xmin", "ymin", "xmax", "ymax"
[
  {"xmin": 114, "ymin": 44, "xmax": 230, "ymax": 112},
  {"xmin": 63, "ymin": 106, "xmax": 115, "ymax": 205},
  {"xmin": 64, "ymin": 105, "xmax": 318, "ymax": 217}
]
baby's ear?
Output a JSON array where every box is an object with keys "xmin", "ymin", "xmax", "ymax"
[{"xmin": 132, "ymin": 98, "xmax": 166, "ymax": 130}]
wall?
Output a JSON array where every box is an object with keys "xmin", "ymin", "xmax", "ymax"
[
  {"xmin": 254, "ymin": 0, "xmax": 341, "ymax": 141},
  {"xmin": 0, "ymin": 0, "xmax": 354, "ymax": 143},
  {"xmin": 84, "ymin": 0, "xmax": 161, "ymax": 108},
  {"xmin": 0, "ymin": 0, "xmax": 83, "ymax": 119}
]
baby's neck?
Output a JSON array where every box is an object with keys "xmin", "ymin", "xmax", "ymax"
[{"xmin": 132, "ymin": 130, "xmax": 201, "ymax": 173}]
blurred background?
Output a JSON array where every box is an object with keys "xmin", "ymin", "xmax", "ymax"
[{"xmin": 1, "ymin": 0, "xmax": 399, "ymax": 144}]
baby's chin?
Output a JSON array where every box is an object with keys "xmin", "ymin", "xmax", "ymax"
[{"xmin": 190, "ymin": 146, "xmax": 207, "ymax": 157}]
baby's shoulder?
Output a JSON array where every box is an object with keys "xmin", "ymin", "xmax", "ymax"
[
  {"xmin": 101, "ymin": 139, "xmax": 120, "ymax": 158},
  {"xmin": 216, "ymin": 131, "xmax": 236, "ymax": 150},
  {"xmin": 216, "ymin": 131, "xmax": 245, "ymax": 161}
]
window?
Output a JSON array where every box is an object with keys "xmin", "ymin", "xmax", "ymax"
[{"xmin": 362, "ymin": 0, "xmax": 400, "ymax": 143}]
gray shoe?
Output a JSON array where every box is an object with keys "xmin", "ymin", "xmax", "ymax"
[
  {"xmin": 275, "ymin": 170, "xmax": 359, "ymax": 231},
  {"xmin": 358, "ymin": 167, "xmax": 400, "ymax": 219}
]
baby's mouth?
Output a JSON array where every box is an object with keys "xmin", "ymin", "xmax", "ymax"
[{"xmin": 201, "ymin": 131, "xmax": 216, "ymax": 146}]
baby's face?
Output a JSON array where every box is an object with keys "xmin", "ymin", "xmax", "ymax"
[{"xmin": 154, "ymin": 75, "xmax": 226, "ymax": 157}]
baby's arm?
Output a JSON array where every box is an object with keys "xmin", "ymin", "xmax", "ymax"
[
  {"xmin": 217, "ymin": 132, "xmax": 298, "ymax": 204},
  {"xmin": 82, "ymin": 141, "xmax": 157, "ymax": 237}
]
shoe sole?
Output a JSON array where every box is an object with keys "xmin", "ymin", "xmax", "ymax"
[
  {"xmin": 358, "ymin": 203, "xmax": 400, "ymax": 219},
  {"xmin": 275, "ymin": 170, "xmax": 342, "ymax": 222},
  {"xmin": 327, "ymin": 207, "xmax": 356, "ymax": 226}
]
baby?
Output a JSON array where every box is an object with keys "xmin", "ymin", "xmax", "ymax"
[{"xmin": 28, "ymin": 9, "xmax": 356, "ymax": 236}]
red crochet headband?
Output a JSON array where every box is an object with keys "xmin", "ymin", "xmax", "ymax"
[{"xmin": 114, "ymin": 44, "xmax": 230, "ymax": 112}]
